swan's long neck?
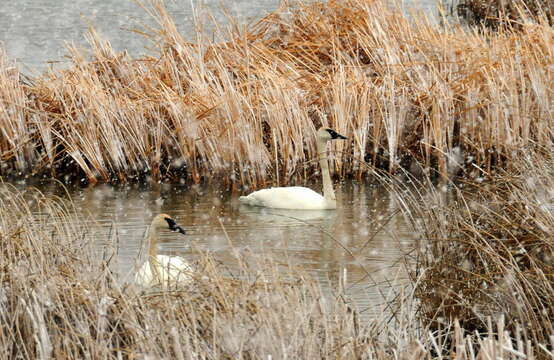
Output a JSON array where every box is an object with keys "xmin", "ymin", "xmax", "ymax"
[
  {"xmin": 147, "ymin": 226, "xmax": 162, "ymax": 283},
  {"xmin": 316, "ymin": 138, "xmax": 335, "ymax": 202}
]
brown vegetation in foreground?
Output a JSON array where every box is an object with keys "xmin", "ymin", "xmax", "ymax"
[
  {"xmin": 1, "ymin": 185, "xmax": 550, "ymax": 359},
  {"xmin": 0, "ymin": 0, "xmax": 553, "ymax": 185},
  {"xmin": 0, "ymin": 186, "xmax": 363, "ymax": 358},
  {"xmin": 402, "ymin": 150, "xmax": 554, "ymax": 359}
]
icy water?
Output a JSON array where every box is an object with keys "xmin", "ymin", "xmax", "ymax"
[
  {"xmin": 1, "ymin": 0, "xmax": 442, "ymax": 70},
  {"xmin": 19, "ymin": 181, "xmax": 415, "ymax": 318}
]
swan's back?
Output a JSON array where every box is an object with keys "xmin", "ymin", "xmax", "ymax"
[
  {"xmin": 135, "ymin": 255, "xmax": 192, "ymax": 287},
  {"xmin": 239, "ymin": 186, "xmax": 334, "ymax": 210}
]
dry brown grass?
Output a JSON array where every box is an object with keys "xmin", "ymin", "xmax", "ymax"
[
  {"xmin": 399, "ymin": 149, "xmax": 554, "ymax": 359},
  {"xmin": 0, "ymin": 185, "xmax": 376, "ymax": 358},
  {"xmin": 0, "ymin": 0, "xmax": 553, "ymax": 185},
  {"xmin": 1, "ymin": 181, "xmax": 551, "ymax": 358}
]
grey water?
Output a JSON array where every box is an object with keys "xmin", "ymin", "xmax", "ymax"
[
  {"xmin": 17, "ymin": 180, "xmax": 415, "ymax": 317},
  {"xmin": 1, "ymin": 0, "xmax": 444, "ymax": 71}
]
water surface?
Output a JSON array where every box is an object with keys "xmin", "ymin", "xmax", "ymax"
[
  {"xmin": 1, "ymin": 0, "xmax": 443, "ymax": 71},
  {"xmin": 20, "ymin": 180, "xmax": 415, "ymax": 318}
]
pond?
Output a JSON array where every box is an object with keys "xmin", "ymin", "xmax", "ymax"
[
  {"xmin": 1, "ymin": 0, "xmax": 445, "ymax": 70},
  {"xmin": 13, "ymin": 180, "xmax": 416, "ymax": 319}
]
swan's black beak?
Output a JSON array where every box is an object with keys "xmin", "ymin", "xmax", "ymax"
[
  {"xmin": 326, "ymin": 129, "xmax": 347, "ymax": 140},
  {"xmin": 174, "ymin": 225, "xmax": 187, "ymax": 235},
  {"xmin": 165, "ymin": 217, "xmax": 187, "ymax": 235}
]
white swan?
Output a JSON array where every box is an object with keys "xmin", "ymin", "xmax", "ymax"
[
  {"xmin": 135, "ymin": 214, "xmax": 192, "ymax": 287},
  {"xmin": 239, "ymin": 128, "xmax": 347, "ymax": 209}
]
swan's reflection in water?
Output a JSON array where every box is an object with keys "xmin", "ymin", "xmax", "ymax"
[
  {"xmin": 239, "ymin": 205, "xmax": 338, "ymax": 224},
  {"xmin": 13, "ymin": 180, "xmax": 415, "ymax": 319}
]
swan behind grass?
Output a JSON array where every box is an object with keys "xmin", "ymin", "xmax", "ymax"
[{"xmin": 135, "ymin": 214, "xmax": 192, "ymax": 287}]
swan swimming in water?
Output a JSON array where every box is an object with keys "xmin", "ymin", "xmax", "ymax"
[
  {"xmin": 239, "ymin": 128, "xmax": 347, "ymax": 210},
  {"xmin": 135, "ymin": 214, "xmax": 192, "ymax": 287}
]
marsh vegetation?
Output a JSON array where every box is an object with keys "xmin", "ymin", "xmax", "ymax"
[
  {"xmin": 1, "ymin": 0, "xmax": 552, "ymax": 185},
  {"xmin": 0, "ymin": 0, "xmax": 553, "ymax": 358}
]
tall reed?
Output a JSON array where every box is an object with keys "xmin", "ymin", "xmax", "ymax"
[
  {"xmin": 396, "ymin": 149, "xmax": 554, "ymax": 359},
  {"xmin": 1, "ymin": 0, "xmax": 553, "ymax": 185}
]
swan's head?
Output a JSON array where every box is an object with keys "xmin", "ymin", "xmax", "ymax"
[
  {"xmin": 317, "ymin": 128, "xmax": 347, "ymax": 142},
  {"xmin": 151, "ymin": 213, "xmax": 187, "ymax": 235}
]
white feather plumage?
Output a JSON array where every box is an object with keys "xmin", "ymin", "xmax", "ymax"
[
  {"xmin": 135, "ymin": 214, "xmax": 192, "ymax": 287},
  {"xmin": 239, "ymin": 186, "xmax": 329, "ymax": 209},
  {"xmin": 135, "ymin": 254, "xmax": 192, "ymax": 287},
  {"xmin": 240, "ymin": 128, "xmax": 346, "ymax": 210}
]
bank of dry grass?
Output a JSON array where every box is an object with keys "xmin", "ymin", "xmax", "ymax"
[
  {"xmin": 1, "ymin": 0, "xmax": 553, "ymax": 185},
  {"xmin": 399, "ymin": 150, "xmax": 554, "ymax": 359}
]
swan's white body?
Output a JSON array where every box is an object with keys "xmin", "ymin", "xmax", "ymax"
[
  {"xmin": 240, "ymin": 128, "xmax": 346, "ymax": 210},
  {"xmin": 239, "ymin": 186, "xmax": 332, "ymax": 209},
  {"xmin": 135, "ymin": 214, "xmax": 192, "ymax": 287},
  {"xmin": 136, "ymin": 255, "xmax": 192, "ymax": 287}
]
